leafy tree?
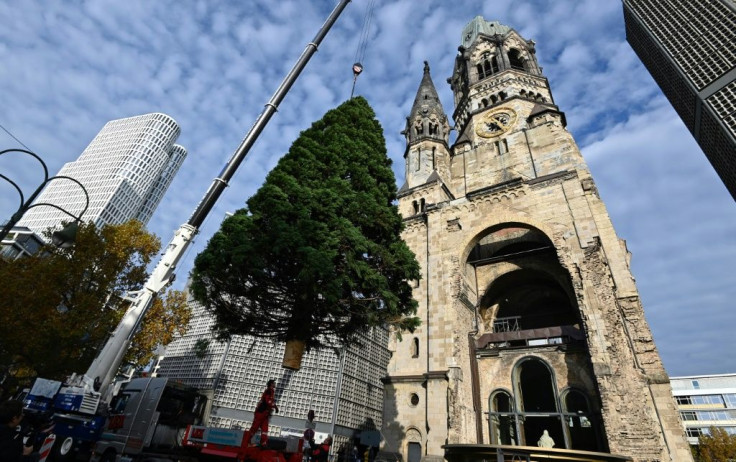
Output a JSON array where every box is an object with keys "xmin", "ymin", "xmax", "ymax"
[
  {"xmin": 126, "ymin": 288, "xmax": 190, "ymax": 367},
  {"xmin": 0, "ymin": 220, "xmax": 190, "ymax": 389},
  {"xmin": 695, "ymin": 426, "xmax": 736, "ymax": 462},
  {"xmin": 191, "ymin": 97, "xmax": 420, "ymax": 368}
]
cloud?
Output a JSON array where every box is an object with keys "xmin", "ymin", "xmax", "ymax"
[{"xmin": 0, "ymin": 0, "xmax": 733, "ymax": 378}]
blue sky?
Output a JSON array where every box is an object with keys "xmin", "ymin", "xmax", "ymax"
[{"xmin": 0, "ymin": 1, "xmax": 734, "ymax": 377}]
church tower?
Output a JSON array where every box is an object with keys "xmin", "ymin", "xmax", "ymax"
[{"xmin": 382, "ymin": 16, "xmax": 692, "ymax": 462}]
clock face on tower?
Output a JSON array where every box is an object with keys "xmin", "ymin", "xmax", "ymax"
[{"xmin": 475, "ymin": 108, "xmax": 517, "ymax": 138}]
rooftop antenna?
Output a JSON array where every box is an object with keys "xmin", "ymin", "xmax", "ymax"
[{"xmin": 350, "ymin": 0, "xmax": 375, "ymax": 99}]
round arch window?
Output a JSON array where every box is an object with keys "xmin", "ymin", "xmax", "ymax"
[{"xmin": 410, "ymin": 393, "xmax": 420, "ymax": 406}]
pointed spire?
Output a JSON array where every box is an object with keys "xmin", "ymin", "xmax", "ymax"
[
  {"xmin": 404, "ymin": 61, "xmax": 449, "ymax": 145},
  {"xmin": 409, "ymin": 61, "xmax": 443, "ymax": 121}
]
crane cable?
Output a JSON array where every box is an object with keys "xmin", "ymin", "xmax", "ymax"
[{"xmin": 350, "ymin": 0, "xmax": 376, "ymax": 98}]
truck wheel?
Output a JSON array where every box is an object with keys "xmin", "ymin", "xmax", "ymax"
[
  {"xmin": 53, "ymin": 437, "xmax": 75, "ymax": 461},
  {"xmin": 99, "ymin": 450, "xmax": 117, "ymax": 462}
]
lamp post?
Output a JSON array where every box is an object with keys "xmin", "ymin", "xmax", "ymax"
[{"xmin": 0, "ymin": 148, "xmax": 89, "ymax": 246}]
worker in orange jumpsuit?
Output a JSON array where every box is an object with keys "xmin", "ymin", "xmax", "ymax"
[{"xmin": 246, "ymin": 379, "xmax": 279, "ymax": 447}]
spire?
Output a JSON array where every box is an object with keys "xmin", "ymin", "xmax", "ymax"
[{"xmin": 404, "ymin": 61, "xmax": 449, "ymax": 145}]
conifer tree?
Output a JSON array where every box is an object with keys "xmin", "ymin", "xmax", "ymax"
[{"xmin": 191, "ymin": 97, "xmax": 420, "ymax": 369}]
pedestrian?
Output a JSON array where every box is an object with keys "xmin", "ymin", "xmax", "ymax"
[
  {"xmin": 312, "ymin": 436, "xmax": 332, "ymax": 462},
  {"xmin": 246, "ymin": 379, "xmax": 279, "ymax": 447},
  {"xmin": 0, "ymin": 400, "xmax": 34, "ymax": 462}
]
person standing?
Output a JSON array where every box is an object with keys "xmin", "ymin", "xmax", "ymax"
[
  {"xmin": 0, "ymin": 401, "xmax": 33, "ymax": 462},
  {"xmin": 246, "ymin": 379, "xmax": 279, "ymax": 447},
  {"xmin": 312, "ymin": 436, "xmax": 332, "ymax": 462}
]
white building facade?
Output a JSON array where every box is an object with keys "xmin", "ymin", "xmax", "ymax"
[
  {"xmin": 18, "ymin": 112, "xmax": 186, "ymax": 233},
  {"xmin": 156, "ymin": 294, "xmax": 390, "ymax": 459},
  {"xmin": 671, "ymin": 373, "xmax": 736, "ymax": 445}
]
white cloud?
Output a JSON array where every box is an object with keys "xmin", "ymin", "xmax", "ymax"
[{"xmin": 0, "ymin": 0, "xmax": 733, "ymax": 377}]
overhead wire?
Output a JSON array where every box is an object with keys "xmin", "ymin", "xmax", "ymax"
[{"xmin": 0, "ymin": 122, "xmax": 32, "ymax": 151}]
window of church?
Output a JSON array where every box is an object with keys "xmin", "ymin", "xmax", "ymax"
[
  {"xmin": 519, "ymin": 359, "xmax": 584, "ymax": 449},
  {"xmin": 562, "ymin": 389, "xmax": 598, "ymax": 451},
  {"xmin": 487, "ymin": 359, "xmax": 602, "ymax": 451},
  {"xmin": 489, "ymin": 390, "xmax": 517, "ymax": 445},
  {"xmin": 476, "ymin": 54, "xmax": 499, "ymax": 80},
  {"xmin": 495, "ymin": 139, "xmax": 508, "ymax": 156},
  {"xmin": 508, "ymin": 49, "xmax": 526, "ymax": 71},
  {"xmin": 410, "ymin": 393, "xmax": 420, "ymax": 406},
  {"xmin": 411, "ymin": 337, "xmax": 419, "ymax": 357}
]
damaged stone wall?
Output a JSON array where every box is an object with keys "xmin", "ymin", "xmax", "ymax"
[{"xmin": 576, "ymin": 241, "xmax": 687, "ymax": 461}]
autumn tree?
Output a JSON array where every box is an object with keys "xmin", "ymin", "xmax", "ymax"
[
  {"xmin": 695, "ymin": 426, "xmax": 736, "ymax": 462},
  {"xmin": 191, "ymin": 97, "xmax": 421, "ymax": 369},
  {"xmin": 0, "ymin": 220, "xmax": 190, "ymax": 390}
]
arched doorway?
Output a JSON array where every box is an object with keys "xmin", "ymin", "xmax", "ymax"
[{"xmin": 514, "ymin": 357, "xmax": 565, "ymax": 447}]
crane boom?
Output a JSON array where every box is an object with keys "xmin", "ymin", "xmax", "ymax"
[{"xmin": 82, "ymin": 0, "xmax": 353, "ymax": 397}]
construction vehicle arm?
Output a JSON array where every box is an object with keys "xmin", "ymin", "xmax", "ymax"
[
  {"xmin": 79, "ymin": 0, "xmax": 352, "ymax": 400},
  {"xmin": 84, "ymin": 223, "xmax": 196, "ymax": 396}
]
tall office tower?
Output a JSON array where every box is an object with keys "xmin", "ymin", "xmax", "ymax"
[
  {"xmin": 156, "ymin": 294, "xmax": 390, "ymax": 453},
  {"xmin": 18, "ymin": 113, "xmax": 187, "ymax": 233},
  {"xmin": 623, "ymin": 0, "xmax": 736, "ymax": 200},
  {"xmin": 382, "ymin": 17, "xmax": 692, "ymax": 462}
]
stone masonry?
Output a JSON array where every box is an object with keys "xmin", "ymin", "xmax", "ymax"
[{"xmin": 380, "ymin": 16, "xmax": 692, "ymax": 462}]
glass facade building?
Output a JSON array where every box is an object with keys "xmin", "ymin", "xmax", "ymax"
[
  {"xmin": 623, "ymin": 0, "xmax": 736, "ymax": 200},
  {"xmin": 18, "ymin": 113, "xmax": 186, "ymax": 233}
]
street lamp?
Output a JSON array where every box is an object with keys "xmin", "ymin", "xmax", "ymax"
[{"xmin": 0, "ymin": 148, "xmax": 89, "ymax": 246}]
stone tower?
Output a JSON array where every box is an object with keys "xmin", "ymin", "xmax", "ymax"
[{"xmin": 381, "ymin": 16, "xmax": 692, "ymax": 462}]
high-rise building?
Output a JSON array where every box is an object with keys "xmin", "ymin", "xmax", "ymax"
[
  {"xmin": 623, "ymin": 0, "xmax": 736, "ymax": 200},
  {"xmin": 670, "ymin": 373, "xmax": 736, "ymax": 446},
  {"xmin": 18, "ymin": 113, "xmax": 187, "ymax": 233},
  {"xmin": 155, "ymin": 294, "xmax": 390, "ymax": 455},
  {"xmin": 382, "ymin": 16, "xmax": 692, "ymax": 462},
  {"xmin": 0, "ymin": 226, "xmax": 45, "ymax": 260}
]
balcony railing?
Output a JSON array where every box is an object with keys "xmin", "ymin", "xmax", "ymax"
[{"xmin": 476, "ymin": 324, "xmax": 584, "ymax": 350}]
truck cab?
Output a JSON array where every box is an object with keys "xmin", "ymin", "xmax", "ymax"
[{"xmin": 90, "ymin": 377, "xmax": 208, "ymax": 462}]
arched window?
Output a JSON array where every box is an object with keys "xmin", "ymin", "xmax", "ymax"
[
  {"xmin": 508, "ymin": 49, "xmax": 526, "ymax": 71},
  {"xmin": 489, "ymin": 390, "xmax": 517, "ymax": 445},
  {"xmin": 515, "ymin": 358, "xmax": 564, "ymax": 447},
  {"xmin": 411, "ymin": 337, "xmax": 419, "ymax": 357},
  {"xmin": 476, "ymin": 63, "xmax": 484, "ymax": 79},
  {"xmin": 406, "ymin": 428, "xmax": 422, "ymax": 462},
  {"xmin": 476, "ymin": 54, "xmax": 499, "ymax": 80},
  {"xmin": 415, "ymin": 120, "xmax": 424, "ymax": 136},
  {"xmin": 562, "ymin": 389, "xmax": 599, "ymax": 451}
]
